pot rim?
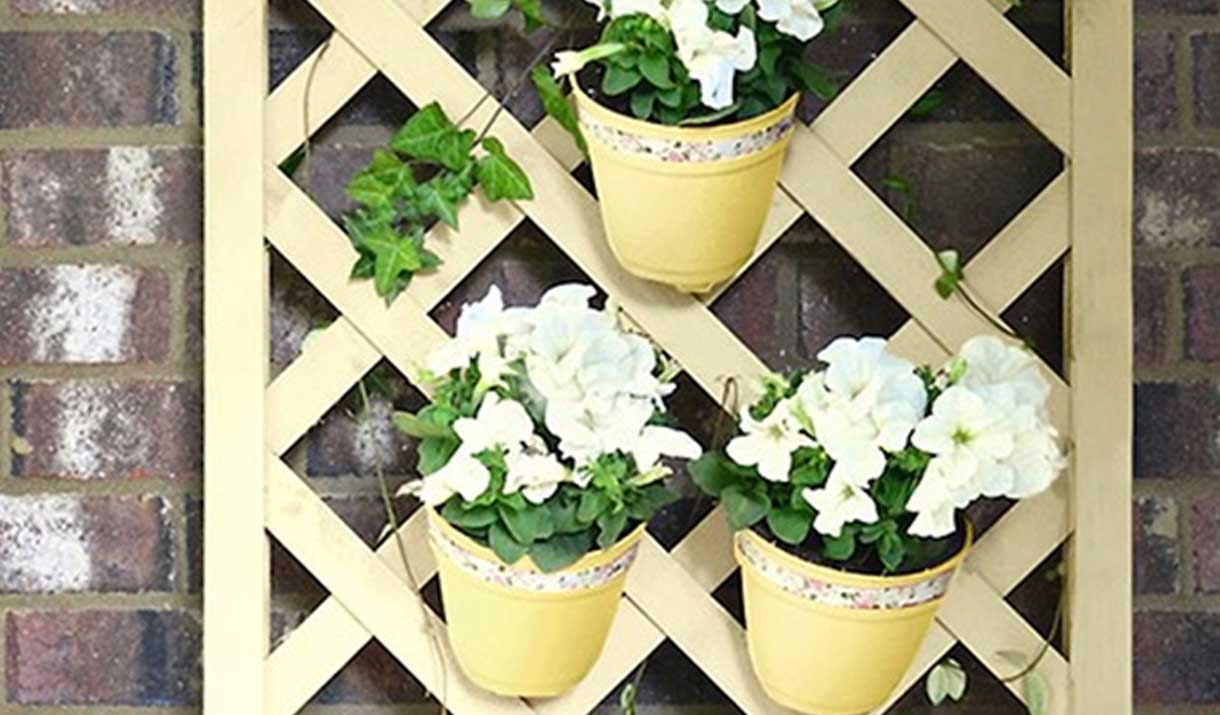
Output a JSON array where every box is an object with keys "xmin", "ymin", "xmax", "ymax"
[
  {"xmin": 738, "ymin": 518, "xmax": 974, "ymax": 589},
  {"xmin": 426, "ymin": 507, "xmax": 647, "ymax": 574},
  {"xmin": 572, "ymin": 80, "xmax": 800, "ymax": 141}
]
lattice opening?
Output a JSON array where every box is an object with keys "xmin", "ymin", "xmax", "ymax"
[{"xmin": 890, "ymin": 645, "xmax": 1030, "ymax": 715}]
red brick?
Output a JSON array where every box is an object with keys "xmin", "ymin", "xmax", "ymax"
[
  {"xmin": 6, "ymin": 610, "xmax": 200, "ymax": 706},
  {"xmin": 713, "ymin": 247, "xmax": 797, "ymax": 369},
  {"xmin": 1136, "ymin": 612, "xmax": 1220, "ymax": 703},
  {"xmin": 1135, "ymin": 148, "xmax": 1220, "ymax": 248},
  {"xmin": 1135, "ymin": 265, "xmax": 1171, "ymax": 369},
  {"xmin": 1135, "ymin": 382, "xmax": 1220, "ymax": 479},
  {"xmin": 11, "ymin": 380, "xmax": 200, "ymax": 480},
  {"xmin": 305, "ymin": 396, "xmax": 419, "ymax": 479},
  {"xmin": 184, "ymin": 266, "xmax": 202, "ymax": 360},
  {"xmin": 1185, "ymin": 265, "xmax": 1220, "ymax": 362},
  {"xmin": 0, "ymin": 265, "xmax": 170, "ymax": 365},
  {"xmin": 2, "ymin": 148, "xmax": 200, "ymax": 247},
  {"xmin": 10, "ymin": 0, "xmax": 198, "ymax": 14},
  {"xmin": 1135, "ymin": 494, "xmax": 1179, "ymax": 595},
  {"xmin": 1136, "ymin": 31, "xmax": 1179, "ymax": 133},
  {"xmin": 0, "ymin": 494, "xmax": 172, "ymax": 593},
  {"xmin": 0, "ymin": 32, "xmax": 177, "ymax": 129},
  {"xmin": 269, "ymin": 253, "xmax": 337, "ymax": 373},
  {"xmin": 1138, "ymin": 0, "xmax": 1220, "ymax": 10},
  {"xmin": 1195, "ymin": 34, "xmax": 1220, "ymax": 129},
  {"xmin": 1194, "ymin": 492, "xmax": 1220, "ymax": 593}
]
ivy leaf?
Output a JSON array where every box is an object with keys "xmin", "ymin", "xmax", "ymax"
[
  {"xmin": 766, "ymin": 507, "xmax": 812, "ymax": 545},
  {"xmin": 531, "ymin": 66, "xmax": 587, "ymax": 155},
  {"xmin": 416, "ymin": 179, "xmax": 463, "ymax": 229},
  {"xmin": 935, "ymin": 249, "xmax": 964, "ymax": 299},
  {"xmin": 353, "ymin": 224, "xmax": 424, "ymax": 302},
  {"xmin": 468, "ymin": 0, "xmax": 511, "ymax": 18},
  {"xmin": 391, "ymin": 102, "xmax": 476, "ymax": 172},
  {"xmin": 529, "ymin": 530, "xmax": 594, "ymax": 573},
  {"xmin": 346, "ymin": 172, "xmax": 394, "ymax": 210},
  {"xmin": 926, "ymin": 659, "xmax": 967, "ymax": 706},
  {"xmin": 489, "ymin": 521, "xmax": 529, "ymax": 565},
  {"xmin": 476, "ymin": 137, "xmax": 534, "ymax": 202},
  {"xmin": 722, "ymin": 483, "xmax": 770, "ymax": 530}
]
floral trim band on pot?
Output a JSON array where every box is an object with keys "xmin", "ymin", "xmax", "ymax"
[
  {"xmin": 735, "ymin": 534, "xmax": 954, "ymax": 609},
  {"xmin": 579, "ymin": 112, "xmax": 796, "ymax": 163},
  {"xmin": 429, "ymin": 522, "xmax": 641, "ymax": 593}
]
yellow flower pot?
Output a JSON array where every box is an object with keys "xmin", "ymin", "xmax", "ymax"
[
  {"xmin": 427, "ymin": 509, "xmax": 645, "ymax": 697},
  {"xmin": 574, "ymin": 87, "xmax": 800, "ymax": 293},
  {"xmin": 735, "ymin": 524, "xmax": 973, "ymax": 715}
]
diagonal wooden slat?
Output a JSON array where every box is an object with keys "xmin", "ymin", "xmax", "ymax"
[{"xmin": 898, "ymin": 0, "xmax": 1072, "ymax": 153}]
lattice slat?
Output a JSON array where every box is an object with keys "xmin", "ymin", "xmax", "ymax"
[{"xmin": 200, "ymin": 1, "xmax": 1134, "ymax": 713}]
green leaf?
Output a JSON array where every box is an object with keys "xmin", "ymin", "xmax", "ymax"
[
  {"xmin": 689, "ymin": 453, "xmax": 738, "ymax": 497},
  {"xmin": 468, "ymin": 0, "xmax": 511, "ymax": 18},
  {"xmin": 597, "ymin": 508, "xmax": 629, "ymax": 549},
  {"xmin": 879, "ymin": 531, "xmax": 907, "ymax": 573},
  {"xmin": 441, "ymin": 500, "xmax": 498, "ymax": 529},
  {"xmin": 602, "ymin": 65, "xmax": 642, "ymax": 96},
  {"xmin": 352, "ymin": 224, "xmax": 424, "ymax": 301},
  {"xmin": 766, "ymin": 507, "xmax": 812, "ymax": 545},
  {"xmin": 279, "ymin": 145, "xmax": 307, "ymax": 178},
  {"xmin": 935, "ymin": 249, "xmax": 963, "ymax": 299},
  {"xmin": 577, "ymin": 490, "xmax": 610, "ymax": 524},
  {"xmin": 529, "ymin": 530, "xmax": 594, "ymax": 572},
  {"xmin": 346, "ymin": 173, "xmax": 394, "ymax": 210},
  {"xmin": 821, "ymin": 527, "xmax": 857, "ymax": 561},
  {"xmin": 786, "ymin": 59, "xmax": 839, "ymax": 101},
  {"xmin": 391, "ymin": 411, "xmax": 455, "ymax": 439},
  {"xmin": 510, "ymin": 0, "xmax": 546, "ymax": 30},
  {"xmin": 476, "ymin": 137, "xmax": 534, "ymax": 202},
  {"xmin": 489, "ymin": 521, "xmax": 529, "ymax": 565},
  {"xmin": 418, "ymin": 436, "xmax": 459, "ymax": 474},
  {"xmin": 926, "ymin": 659, "xmax": 967, "ymax": 706},
  {"xmin": 531, "ymin": 66, "xmax": 587, "ymax": 155},
  {"xmin": 627, "ymin": 484, "xmax": 677, "ymax": 521},
  {"xmin": 498, "ymin": 502, "xmax": 550, "ymax": 545},
  {"xmin": 722, "ymin": 483, "xmax": 770, "ymax": 530},
  {"xmin": 638, "ymin": 52, "xmax": 673, "ymax": 89},
  {"xmin": 391, "ymin": 102, "xmax": 476, "ymax": 172},
  {"xmin": 680, "ymin": 102, "xmax": 742, "ymax": 126},
  {"xmin": 415, "ymin": 179, "xmax": 463, "ymax": 229},
  {"xmin": 909, "ymin": 89, "xmax": 946, "ymax": 118},
  {"xmin": 630, "ymin": 88, "xmax": 656, "ymax": 119},
  {"xmin": 1024, "ymin": 671, "xmax": 1050, "ymax": 715}
]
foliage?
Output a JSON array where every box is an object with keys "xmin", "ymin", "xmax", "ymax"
[
  {"xmin": 341, "ymin": 103, "xmax": 533, "ymax": 305},
  {"xmin": 693, "ymin": 335, "xmax": 1066, "ymax": 575},
  {"xmin": 926, "ymin": 659, "xmax": 967, "ymax": 706},
  {"xmin": 394, "ymin": 285, "xmax": 700, "ymax": 572}
]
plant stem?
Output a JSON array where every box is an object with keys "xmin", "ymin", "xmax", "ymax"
[
  {"xmin": 358, "ymin": 380, "xmax": 448, "ymax": 715},
  {"xmin": 998, "ymin": 573, "xmax": 1066, "ymax": 684}
]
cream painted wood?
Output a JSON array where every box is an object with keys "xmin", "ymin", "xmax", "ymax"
[
  {"xmin": 202, "ymin": 4, "xmax": 269, "ymax": 715},
  {"xmin": 201, "ymin": 0, "xmax": 1135, "ymax": 713}
]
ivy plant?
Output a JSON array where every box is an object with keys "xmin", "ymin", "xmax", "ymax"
[{"xmin": 342, "ymin": 103, "xmax": 533, "ymax": 305}]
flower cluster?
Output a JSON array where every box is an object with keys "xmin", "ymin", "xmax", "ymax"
[
  {"xmin": 693, "ymin": 335, "xmax": 1066, "ymax": 573},
  {"xmin": 397, "ymin": 284, "xmax": 702, "ymax": 571}
]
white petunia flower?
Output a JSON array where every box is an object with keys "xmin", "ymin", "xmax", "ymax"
[
  {"xmin": 726, "ymin": 401, "xmax": 813, "ymax": 482},
  {"xmin": 958, "ymin": 336, "xmax": 1050, "ymax": 410},
  {"xmin": 669, "ymin": 0, "xmax": 757, "ymax": 109},
  {"xmin": 905, "ymin": 471, "xmax": 957, "ymax": 538},
  {"xmin": 426, "ymin": 285, "xmax": 508, "ymax": 375},
  {"xmin": 754, "ymin": 0, "xmax": 828, "ymax": 41},
  {"xmin": 609, "ymin": 0, "xmax": 667, "ymax": 20},
  {"xmin": 911, "ymin": 385, "xmax": 1015, "ymax": 498},
  {"xmin": 630, "ymin": 425, "xmax": 704, "ymax": 471},
  {"xmin": 715, "ymin": 0, "xmax": 751, "ymax": 11},
  {"xmin": 410, "ymin": 452, "xmax": 492, "ymax": 506},
  {"xmin": 802, "ymin": 473, "xmax": 879, "ymax": 537},
  {"xmin": 453, "ymin": 393, "xmax": 535, "ymax": 455},
  {"xmin": 1002, "ymin": 423, "xmax": 1067, "ymax": 499},
  {"xmin": 505, "ymin": 439, "xmax": 571, "ymax": 504}
]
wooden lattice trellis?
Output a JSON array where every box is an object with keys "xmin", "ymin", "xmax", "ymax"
[{"xmin": 201, "ymin": 1, "xmax": 1133, "ymax": 714}]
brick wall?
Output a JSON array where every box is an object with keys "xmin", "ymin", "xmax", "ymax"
[{"xmin": 0, "ymin": 0, "xmax": 1208, "ymax": 713}]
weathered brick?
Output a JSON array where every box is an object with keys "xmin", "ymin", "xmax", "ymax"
[
  {"xmin": 6, "ymin": 610, "xmax": 200, "ymax": 706},
  {"xmin": 713, "ymin": 246, "xmax": 796, "ymax": 369},
  {"xmin": 1135, "ymin": 264, "xmax": 1171, "ymax": 369},
  {"xmin": 10, "ymin": 0, "xmax": 197, "ymax": 15},
  {"xmin": 858, "ymin": 138, "xmax": 1062, "ymax": 259},
  {"xmin": 1135, "ymin": 382, "xmax": 1220, "ymax": 479},
  {"xmin": 1136, "ymin": 31, "xmax": 1179, "ymax": 133},
  {"xmin": 1195, "ymin": 491, "xmax": 1220, "ymax": 593},
  {"xmin": 1135, "ymin": 148, "xmax": 1220, "ymax": 248},
  {"xmin": 1185, "ymin": 265, "xmax": 1220, "ymax": 362},
  {"xmin": 2, "ymin": 148, "xmax": 200, "ymax": 247},
  {"xmin": 184, "ymin": 266, "xmax": 202, "ymax": 360},
  {"xmin": 0, "ymin": 494, "xmax": 172, "ymax": 593},
  {"xmin": 1135, "ymin": 612, "xmax": 1220, "ymax": 703},
  {"xmin": 0, "ymin": 32, "xmax": 177, "ymax": 129},
  {"xmin": 0, "ymin": 265, "xmax": 171, "ymax": 364},
  {"xmin": 1195, "ymin": 34, "xmax": 1220, "ymax": 129},
  {"xmin": 306, "ymin": 396, "xmax": 418, "ymax": 479},
  {"xmin": 269, "ymin": 252, "xmax": 337, "ymax": 373},
  {"xmin": 11, "ymin": 380, "xmax": 200, "ymax": 480},
  {"xmin": 1135, "ymin": 494, "xmax": 1180, "ymax": 595},
  {"xmin": 1137, "ymin": 0, "xmax": 1220, "ymax": 11},
  {"xmin": 798, "ymin": 230, "xmax": 907, "ymax": 359}
]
